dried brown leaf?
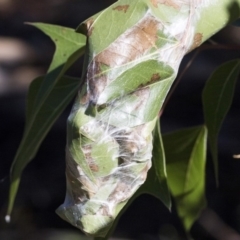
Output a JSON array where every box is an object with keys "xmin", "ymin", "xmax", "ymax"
[
  {"xmin": 95, "ymin": 14, "xmax": 160, "ymax": 67},
  {"xmin": 86, "ymin": 14, "xmax": 162, "ymax": 103},
  {"xmin": 87, "ymin": 62, "xmax": 108, "ymax": 103}
]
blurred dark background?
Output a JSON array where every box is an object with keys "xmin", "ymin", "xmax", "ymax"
[{"xmin": 0, "ymin": 1, "xmax": 240, "ymax": 240}]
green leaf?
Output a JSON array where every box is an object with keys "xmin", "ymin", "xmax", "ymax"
[
  {"xmin": 152, "ymin": 120, "xmax": 171, "ymax": 209},
  {"xmin": 163, "ymin": 126, "xmax": 207, "ymax": 231},
  {"xmin": 98, "ymin": 60, "xmax": 174, "ymax": 104},
  {"xmin": 202, "ymin": 60, "xmax": 240, "ymax": 184},
  {"xmin": 78, "ymin": 0, "xmax": 148, "ymax": 58},
  {"xmin": 195, "ymin": 0, "xmax": 240, "ymax": 43},
  {"xmin": 27, "ymin": 23, "xmax": 86, "ymax": 108},
  {"xmin": 7, "ymin": 75, "xmax": 80, "ymax": 216},
  {"xmin": 7, "ymin": 23, "xmax": 86, "ymax": 216}
]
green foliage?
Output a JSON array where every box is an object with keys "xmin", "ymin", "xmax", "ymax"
[
  {"xmin": 152, "ymin": 120, "xmax": 171, "ymax": 209},
  {"xmin": 202, "ymin": 60, "xmax": 240, "ymax": 184},
  {"xmin": 29, "ymin": 23, "xmax": 86, "ymax": 105},
  {"xmin": 7, "ymin": 23, "xmax": 86, "ymax": 216},
  {"xmin": 8, "ymin": 75, "xmax": 81, "ymax": 216},
  {"xmin": 6, "ymin": 0, "xmax": 240, "ymax": 239},
  {"xmin": 163, "ymin": 126, "xmax": 207, "ymax": 230}
]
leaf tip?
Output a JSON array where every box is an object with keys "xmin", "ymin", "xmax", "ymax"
[
  {"xmin": 5, "ymin": 215, "xmax": 11, "ymax": 223},
  {"xmin": 24, "ymin": 22, "xmax": 34, "ymax": 26},
  {"xmin": 24, "ymin": 22, "xmax": 42, "ymax": 29}
]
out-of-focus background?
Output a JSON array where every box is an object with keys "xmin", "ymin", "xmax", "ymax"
[{"xmin": 0, "ymin": 1, "xmax": 240, "ymax": 240}]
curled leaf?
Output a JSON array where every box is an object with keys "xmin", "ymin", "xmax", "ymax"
[{"xmin": 57, "ymin": 0, "xmax": 211, "ymax": 237}]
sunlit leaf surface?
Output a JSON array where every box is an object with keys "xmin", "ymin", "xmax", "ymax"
[{"xmin": 163, "ymin": 126, "xmax": 207, "ymax": 230}]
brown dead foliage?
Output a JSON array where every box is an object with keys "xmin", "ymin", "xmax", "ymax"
[
  {"xmin": 79, "ymin": 18, "xmax": 94, "ymax": 36},
  {"xmin": 80, "ymin": 92, "xmax": 90, "ymax": 105},
  {"xmin": 82, "ymin": 145, "xmax": 99, "ymax": 172},
  {"xmin": 133, "ymin": 87, "xmax": 150, "ymax": 111},
  {"xmin": 139, "ymin": 73, "xmax": 161, "ymax": 88},
  {"xmin": 113, "ymin": 5, "xmax": 129, "ymax": 13},
  {"xmin": 151, "ymin": 73, "xmax": 161, "ymax": 82},
  {"xmin": 95, "ymin": 14, "xmax": 160, "ymax": 67},
  {"xmin": 86, "ymin": 18, "xmax": 94, "ymax": 36},
  {"xmin": 193, "ymin": 33, "xmax": 203, "ymax": 47},
  {"xmin": 87, "ymin": 14, "xmax": 161, "ymax": 102},
  {"xmin": 89, "ymin": 163, "xmax": 99, "ymax": 172},
  {"xmin": 87, "ymin": 62, "xmax": 108, "ymax": 103},
  {"xmin": 151, "ymin": 0, "xmax": 180, "ymax": 10}
]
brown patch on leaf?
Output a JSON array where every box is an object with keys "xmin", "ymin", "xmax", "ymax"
[
  {"xmin": 65, "ymin": 154, "xmax": 90, "ymax": 203},
  {"xmin": 133, "ymin": 87, "xmax": 150, "ymax": 111},
  {"xmin": 85, "ymin": 14, "xmax": 161, "ymax": 104},
  {"xmin": 65, "ymin": 149, "xmax": 99, "ymax": 202},
  {"xmin": 151, "ymin": 0, "xmax": 180, "ymax": 9},
  {"xmin": 189, "ymin": 33, "xmax": 203, "ymax": 51},
  {"xmin": 140, "ymin": 161, "xmax": 151, "ymax": 181},
  {"xmin": 89, "ymin": 163, "xmax": 99, "ymax": 172},
  {"xmin": 95, "ymin": 14, "xmax": 160, "ymax": 67},
  {"xmin": 82, "ymin": 145, "xmax": 99, "ymax": 172},
  {"xmin": 80, "ymin": 91, "xmax": 90, "ymax": 105},
  {"xmin": 86, "ymin": 18, "xmax": 94, "ymax": 30},
  {"xmin": 98, "ymin": 205, "xmax": 111, "ymax": 216},
  {"xmin": 86, "ymin": 18, "xmax": 94, "ymax": 36},
  {"xmin": 151, "ymin": 73, "xmax": 161, "ymax": 82},
  {"xmin": 124, "ymin": 141, "xmax": 139, "ymax": 154},
  {"xmin": 151, "ymin": 0, "xmax": 158, "ymax": 7},
  {"xmin": 113, "ymin": 5, "xmax": 129, "ymax": 13},
  {"xmin": 193, "ymin": 33, "xmax": 203, "ymax": 47},
  {"xmin": 87, "ymin": 61, "xmax": 108, "ymax": 103},
  {"xmin": 80, "ymin": 18, "xmax": 94, "ymax": 36},
  {"xmin": 107, "ymin": 180, "xmax": 131, "ymax": 203},
  {"xmin": 82, "ymin": 145, "xmax": 92, "ymax": 158},
  {"xmin": 134, "ymin": 87, "xmax": 150, "ymax": 98},
  {"xmin": 138, "ymin": 73, "xmax": 160, "ymax": 88},
  {"xmin": 87, "ymin": 26, "xmax": 94, "ymax": 37},
  {"xmin": 66, "ymin": 171, "xmax": 83, "ymax": 203}
]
